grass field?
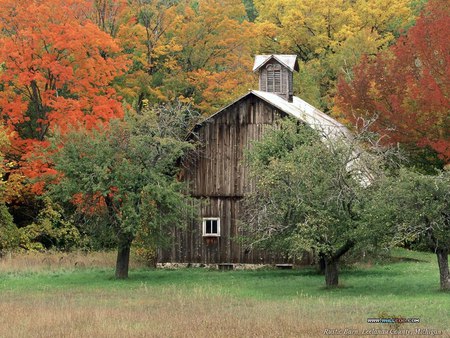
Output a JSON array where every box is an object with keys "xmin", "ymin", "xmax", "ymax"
[{"xmin": 0, "ymin": 249, "xmax": 448, "ymax": 338}]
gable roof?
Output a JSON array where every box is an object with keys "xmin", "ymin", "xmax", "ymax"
[
  {"xmin": 253, "ymin": 55, "xmax": 299, "ymax": 72},
  {"xmin": 195, "ymin": 90, "xmax": 350, "ymax": 140}
]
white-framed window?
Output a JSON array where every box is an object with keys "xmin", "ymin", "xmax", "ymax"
[{"xmin": 202, "ymin": 217, "xmax": 220, "ymax": 237}]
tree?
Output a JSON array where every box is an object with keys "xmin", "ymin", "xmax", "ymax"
[
  {"xmin": 90, "ymin": 0, "xmax": 127, "ymax": 37},
  {"xmin": 18, "ymin": 196, "xmax": 81, "ymax": 251},
  {"xmin": 116, "ymin": 0, "xmax": 257, "ymax": 115},
  {"xmin": 253, "ymin": 0, "xmax": 417, "ymax": 111},
  {"xmin": 114, "ymin": 0, "xmax": 181, "ymax": 111},
  {"xmin": 335, "ymin": 0, "xmax": 450, "ymax": 166},
  {"xmin": 0, "ymin": 127, "xmax": 9, "ymax": 197},
  {"xmin": 243, "ymin": 118, "xmax": 385, "ymax": 287},
  {"xmin": 367, "ymin": 169, "xmax": 450, "ymax": 291},
  {"xmin": 242, "ymin": 0, "xmax": 258, "ymax": 22},
  {"xmin": 0, "ymin": 203, "xmax": 19, "ymax": 256},
  {"xmin": 0, "ymin": 0, "xmax": 128, "ymax": 190},
  {"xmin": 173, "ymin": 0, "xmax": 256, "ymax": 113},
  {"xmin": 49, "ymin": 103, "xmax": 196, "ymax": 278}
]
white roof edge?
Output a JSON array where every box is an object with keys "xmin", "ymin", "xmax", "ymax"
[{"xmin": 253, "ymin": 54, "xmax": 298, "ymax": 72}]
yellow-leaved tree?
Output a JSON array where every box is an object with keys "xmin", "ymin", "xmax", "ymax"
[
  {"xmin": 114, "ymin": 0, "xmax": 257, "ymax": 115},
  {"xmin": 254, "ymin": 0, "xmax": 419, "ymax": 111},
  {"xmin": 173, "ymin": 0, "xmax": 257, "ymax": 114}
]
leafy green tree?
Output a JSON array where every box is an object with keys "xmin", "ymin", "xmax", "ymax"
[
  {"xmin": 367, "ymin": 169, "xmax": 450, "ymax": 291},
  {"xmin": 0, "ymin": 204, "xmax": 19, "ymax": 256},
  {"xmin": 243, "ymin": 118, "xmax": 386, "ymax": 287},
  {"xmin": 242, "ymin": 0, "xmax": 258, "ymax": 22},
  {"xmin": 49, "ymin": 103, "xmax": 197, "ymax": 278}
]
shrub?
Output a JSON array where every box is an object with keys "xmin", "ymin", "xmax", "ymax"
[{"xmin": 0, "ymin": 204, "xmax": 20, "ymax": 255}]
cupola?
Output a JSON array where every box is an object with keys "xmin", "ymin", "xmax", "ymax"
[{"xmin": 253, "ymin": 55, "xmax": 299, "ymax": 102}]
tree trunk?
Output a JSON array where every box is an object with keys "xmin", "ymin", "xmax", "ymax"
[
  {"xmin": 317, "ymin": 254, "xmax": 326, "ymax": 274},
  {"xmin": 322, "ymin": 240, "xmax": 354, "ymax": 287},
  {"xmin": 436, "ymin": 249, "xmax": 449, "ymax": 291},
  {"xmin": 115, "ymin": 238, "xmax": 132, "ymax": 279},
  {"xmin": 324, "ymin": 258, "xmax": 339, "ymax": 287}
]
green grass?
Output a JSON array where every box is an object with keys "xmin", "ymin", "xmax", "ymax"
[{"xmin": 0, "ymin": 248, "xmax": 449, "ymax": 337}]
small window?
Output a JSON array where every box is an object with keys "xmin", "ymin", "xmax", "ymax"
[{"xmin": 202, "ymin": 217, "xmax": 220, "ymax": 237}]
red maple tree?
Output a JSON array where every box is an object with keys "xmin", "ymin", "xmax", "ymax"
[{"xmin": 335, "ymin": 0, "xmax": 449, "ymax": 164}]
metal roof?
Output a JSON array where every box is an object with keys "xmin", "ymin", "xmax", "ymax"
[
  {"xmin": 251, "ymin": 90, "xmax": 351, "ymax": 139},
  {"xmin": 253, "ymin": 55, "xmax": 299, "ymax": 72}
]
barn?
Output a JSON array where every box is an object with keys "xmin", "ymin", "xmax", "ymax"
[{"xmin": 160, "ymin": 55, "xmax": 349, "ymax": 264}]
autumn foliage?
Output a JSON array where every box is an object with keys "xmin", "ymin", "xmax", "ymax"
[
  {"xmin": 0, "ymin": 0, "xmax": 128, "ymax": 191},
  {"xmin": 115, "ymin": 0, "xmax": 256, "ymax": 114},
  {"xmin": 253, "ymin": 0, "xmax": 418, "ymax": 110},
  {"xmin": 335, "ymin": 0, "xmax": 450, "ymax": 164}
]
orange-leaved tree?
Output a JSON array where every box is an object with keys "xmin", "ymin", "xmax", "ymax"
[
  {"xmin": 0, "ymin": 0, "xmax": 128, "ymax": 192},
  {"xmin": 174, "ymin": 0, "xmax": 256, "ymax": 114},
  {"xmin": 114, "ymin": 0, "xmax": 257, "ymax": 115},
  {"xmin": 335, "ymin": 0, "xmax": 449, "ymax": 167}
]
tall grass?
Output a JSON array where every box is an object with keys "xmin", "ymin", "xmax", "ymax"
[
  {"xmin": 0, "ymin": 249, "xmax": 448, "ymax": 337},
  {"xmin": 0, "ymin": 250, "xmax": 146, "ymax": 273}
]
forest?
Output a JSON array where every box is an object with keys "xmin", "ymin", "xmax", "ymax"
[{"xmin": 0, "ymin": 0, "xmax": 449, "ymax": 288}]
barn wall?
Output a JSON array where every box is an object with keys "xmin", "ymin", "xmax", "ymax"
[
  {"xmin": 162, "ymin": 197, "xmax": 241, "ymax": 263},
  {"xmin": 184, "ymin": 94, "xmax": 285, "ymax": 198},
  {"xmin": 161, "ymin": 197, "xmax": 289, "ymax": 264},
  {"xmin": 162, "ymin": 94, "xmax": 290, "ymax": 264}
]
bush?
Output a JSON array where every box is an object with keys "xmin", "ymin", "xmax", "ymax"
[
  {"xmin": 19, "ymin": 197, "xmax": 82, "ymax": 251},
  {"xmin": 0, "ymin": 204, "xmax": 20, "ymax": 255}
]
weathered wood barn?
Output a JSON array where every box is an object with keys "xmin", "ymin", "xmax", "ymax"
[{"xmin": 161, "ymin": 55, "xmax": 349, "ymax": 264}]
